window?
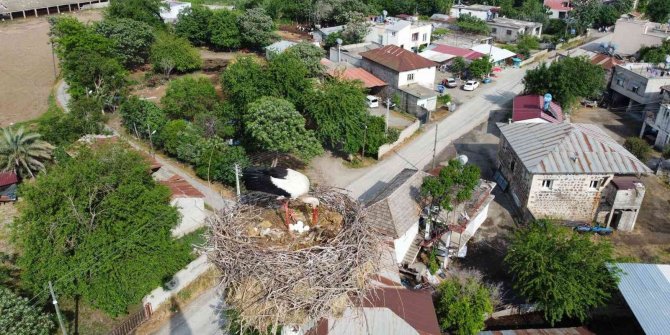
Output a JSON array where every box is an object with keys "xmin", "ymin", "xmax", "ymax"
[
  {"xmin": 510, "ymin": 160, "xmax": 515, "ymax": 171},
  {"xmin": 407, "ymin": 73, "xmax": 415, "ymax": 81},
  {"xmin": 491, "ymin": 27, "xmax": 497, "ymax": 33},
  {"xmin": 378, "ymin": 35, "xmax": 383, "ymax": 44},
  {"xmin": 589, "ymin": 180, "xmax": 599, "ymax": 189},
  {"xmin": 616, "ymin": 78, "xmax": 624, "ymax": 86},
  {"xmin": 541, "ymin": 179, "xmax": 553, "ymax": 189},
  {"xmin": 422, "ymin": 33, "xmax": 427, "ymax": 42},
  {"xmin": 412, "ymin": 33, "xmax": 419, "ymax": 41},
  {"xmin": 631, "ymin": 85, "xmax": 639, "ymax": 94},
  {"xmin": 506, "ymin": 29, "xmax": 512, "ymax": 35},
  {"xmin": 392, "ymin": 32, "xmax": 396, "ymax": 36}
]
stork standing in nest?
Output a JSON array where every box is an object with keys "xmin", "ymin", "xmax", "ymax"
[{"xmin": 242, "ymin": 166, "xmax": 320, "ymax": 227}]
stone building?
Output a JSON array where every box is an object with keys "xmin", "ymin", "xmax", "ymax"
[{"xmin": 495, "ymin": 122, "xmax": 651, "ymax": 227}]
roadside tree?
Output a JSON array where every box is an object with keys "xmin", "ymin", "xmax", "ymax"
[
  {"xmin": 220, "ymin": 56, "xmax": 269, "ymax": 110},
  {"xmin": 161, "ymin": 77, "xmax": 219, "ymax": 120},
  {"xmin": 450, "ymin": 56, "xmax": 467, "ymax": 78},
  {"xmin": 468, "ymin": 56, "xmax": 492, "ymax": 79},
  {"xmin": 645, "ymin": 0, "xmax": 670, "ymax": 23},
  {"xmin": 434, "ymin": 272, "xmax": 497, "ymax": 335},
  {"xmin": 119, "ymin": 96, "xmax": 169, "ymax": 139}
]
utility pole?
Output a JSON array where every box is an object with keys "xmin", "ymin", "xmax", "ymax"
[
  {"xmin": 234, "ymin": 164, "xmax": 241, "ymax": 199},
  {"xmin": 49, "ymin": 281, "xmax": 68, "ymax": 335},
  {"xmin": 385, "ymin": 98, "xmax": 390, "ymax": 134},
  {"xmin": 147, "ymin": 124, "xmax": 155, "ymax": 158},
  {"xmin": 50, "ymin": 41, "xmax": 58, "ymax": 80},
  {"xmin": 432, "ymin": 123, "xmax": 438, "ymax": 169},
  {"xmin": 362, "ymin": 125, "xmax": 368, "ymax": 159}
]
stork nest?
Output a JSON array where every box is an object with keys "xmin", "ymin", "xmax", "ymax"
[{"xmin": 207, "ymin": 188, "xmax": 383, "ymax": 332}]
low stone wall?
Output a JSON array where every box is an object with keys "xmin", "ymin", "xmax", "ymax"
[
  {"xmin": 519, "ymin": 49, "xmax": 549, "ymax": 67},
  {"xmin": 377, "ymin": 119, "xmax": 421, "ymax": 159},
  {"xmin": 143, "ymin": 254, "xmax": 214, "ymax": 310}
]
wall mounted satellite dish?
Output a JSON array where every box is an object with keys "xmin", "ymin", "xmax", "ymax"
[
  {"xmin": 457, "ymin": 155, "xmax": 469, "ymax": 165},
  {"xmin": 336, "ymin": 38, "xmax": 343, "ymax": 46}
]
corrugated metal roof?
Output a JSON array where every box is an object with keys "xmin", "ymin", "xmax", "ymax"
[
  {"xmin": 614, "ymin": 263, "xmax": 670, "ymax": 335},
  {"xmin": 431, "ymin": 44, "xmax": 484, "ymax": 60},
  {"xmin": 0, "ymin": 172, "xmax": 18, "ymax": 187},
  {"xmin": 265, "ymin": 40, "xmax": 297, "ymax": 53},
  {"xmin": 0, "ymin": 0, "xmax": 83, "ymax": 13},
  {"xmin": 497, "ymin": 122, "xmax": 652, "ymax": 174},
  {"xmin": 361, "ymin": 45, "xmax": 437, "ymax": 72},
  {"xmin": 326, "ymin": 67, "xmax": 387, "ymax": 88},
  {"xmin": 512, "ymin": 95, "xmax": 564, "ymax": 123},
  {"xmin": 160, "ymin": 175, "xmax": 204, "ymax": 199}
]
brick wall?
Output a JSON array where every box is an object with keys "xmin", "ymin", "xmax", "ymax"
[{"xmin": 527, "ymin": 173, "xmax": 611, "ymax": 222}]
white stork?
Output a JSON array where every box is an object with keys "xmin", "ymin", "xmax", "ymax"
[{"xmin": 242, "ymin": 167, "xmax": 320, "ymax": 227}]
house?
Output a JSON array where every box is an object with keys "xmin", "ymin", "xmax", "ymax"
[
  {"xmin": 610, "ymin": 63, "xmax": 670, "ymax": 114},
  {"xmin": 596, "ymin": 177, "xmax": 646, "ymax": 231},
  {"xmin": 364, "ymin": 18, "xmax": 432, "ymax": 52},
  {"xmin": 0, "ymin": 172, "xmax": 18, "ymax": 202},
  {"xmin": 265, "ymin": 40, "xmax": 297, "ymax": 59},
  {"xmin": 328, "ymin": 42, "xmax": 382, "ymax": 67},
  {"xmin": 320, "ymin": 59, "xmax": 387, "ymax": 90},
  {"xmin": 160, "ymin": 0, "xmax": 191, "ymax": 23},
  {"xmin": 360, "ymin": 45, "xmax": 438, "ymax": 118},
  {"xmin": 449, "ymin": 4, "xmax": 499, "ymax": 21},
  {"xmin": 470, "ymin": 44, "xmax": 516, "ymax": 65},
  {"xmin": 511, "ymin": 94, "xmax": 564, "ymax": 124},
  {"xmin": 496, "ymin": 122, "xmax": 651, "ymax": 228},
  {"xmin": 312, "ymin": 25, "xmax": 345, "ymax": 44},
  {"xmin": 421, "ymin": 44, "xmax": 484, "ymax": 68},
  {"xmin": 607, "ymin": 18, "xmax": 670, "ymax": 56},
  {"xmin": 154, "ymin": 169, "xmax": 207, "ymax": 238},
  {"xmin": 640, "ymin": 85, "xmax": 670, "ymax": 149},
  {"xmin": 486, "ymin": 17, "xmax": 542, "ymax": 43},
  {"xmin": 0, "ymin": 0, "xmax": 109, "ymax": 20},
  {"xmin": 433, "ymin": 34, "xmax": 493, "ymax": 49},
  {"xmin": 544, "ymin": 0, "xmax": 573, "ymax": 19},
  {"xmin": 612, "ymin": 263, "xmax": 670, "ymax": 335}
]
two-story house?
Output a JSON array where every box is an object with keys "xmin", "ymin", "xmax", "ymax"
[
  {"xmin": 640, "ymin": 85, "xmax": 670, "ymax": 149},
  {"xmin": 496, "ymin": 122, "xmax": 651, "ymax": 229},
  {"xmin": 360, "ymin": 45, "xmax": 438, "ymax": 118},
  {"xmin": 544, "ymin": 0, "xmax": 572, "ymax": 19},
  {"xmin": 610, "ymin": 63, "xmax": 670, "ymax": 114},
  {"xmin": 364, "ymin": 18, "xmax": 432, "ymax": 52},
  {"xmin": 487, "ymin": 17, "xmax": 542, "ymax": 43}
]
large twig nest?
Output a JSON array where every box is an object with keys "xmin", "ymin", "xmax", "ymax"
[{"xmin": 207, "ymin": 188, "xmax": 383, "ymax": 331}]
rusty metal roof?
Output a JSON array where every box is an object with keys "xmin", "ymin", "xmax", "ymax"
[
  {"xmin": 361, "ymin": 45, "xmax": 437, "ymax": 72},
  {"xmin": 0, "ymin": 172, "xmax": 18, "ymax": 187},
  {"xmin": 512, "ymin": 95, "xmax": 564, "ymax": 123},
  {"xmin": 497, "ymin": 122, "xmax": 652, "ymax": 175},
  {"xmin": 160, "ymin": 175, "xmax": 204, "ymax": 199}
]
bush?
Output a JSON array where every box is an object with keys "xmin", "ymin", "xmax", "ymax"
[
  {"xmin": 161, "ymin": 77, "xmax": 219, "ymax": 120},
  {"xmin": 434, "ymin": 274, "xmax": 495, "ymax": 335},
  {"xmin": 194, "ymin": 141, "xmax": 249, "ymax": 185},
  {"xmin": 151, "ymin": 33, "xmax": 202, "ymax": 77},
  {"xmin": 209, "ymin": 9, "xmax": 241, "ymax": 50},
  {"xmin": 175, "ymin": 5, "xmax": 213, "ymax": 46},
  {"xmin": 624, "ymin": 137, "xmax": 651, "ymax": 161},
  {"xmin": 456, "ymin": 15, "xmax": 490, "ymax": 35},
  {"xmin": 38, "ymin": 96, "xmax": 106, "ymax": 146},
  {"xmin": 0, "ymin": 287, "xmax": 54, "ymax": 335},
  {"xmin": 119, "ymin": 96, "xmax": 168, "ymax": 139},
  {"xmin": 94, "ymin": 18, "xmax": 155, "ymax": 69},
  {"xmin": 158, "ymin": 120, "xmax": 200, "ymax": 155}
]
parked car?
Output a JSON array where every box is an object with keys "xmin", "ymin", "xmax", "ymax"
[
  {"xmin": 443, "ymin": 78, "xmax": 458, "ymax": 88},
  {"xmin": 383, "ymin": 99, "xmax": 396, "ymax": 109},
  {"xmin": 366, "ymin": 95, "xmax": 379, "ymax": 108},
  {"xmin": 462, "ymin": 80, "xmax": 479, "ymax": 91},
  {"xmin": 581, "ymin": 99, "xmax": 598, "ymax": 108}
]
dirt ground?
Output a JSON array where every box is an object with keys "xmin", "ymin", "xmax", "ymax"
[
  {"xmin": 0, "ymin": 203, "xmax": 18, "ymax": 254},
  {"xmin": 0, "ymin": 10, "xmax": 102, "ymax": 127}
]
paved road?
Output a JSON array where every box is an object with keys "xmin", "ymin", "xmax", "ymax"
[{"xmin": 152, "ymin": 287, "xmax": 226, "ymax": 335}]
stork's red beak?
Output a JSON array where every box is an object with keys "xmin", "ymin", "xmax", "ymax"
[{"xmin": 312, "ymin": 207, "xmax": 319, "ymax": 224}]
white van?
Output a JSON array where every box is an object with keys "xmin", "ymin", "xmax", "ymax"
[{"xmin": 366, "ymin": 95, "xmax": 379, "ymax": 108}]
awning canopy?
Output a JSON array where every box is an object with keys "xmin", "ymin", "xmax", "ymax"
[{"xmin": 470, "ymin": 44, "xmax": 517, "ymax": 63}]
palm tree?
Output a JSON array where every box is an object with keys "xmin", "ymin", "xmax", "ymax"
[{"xmin": 0, "ymin": 127, "xmax": 54, "ymax": 178}]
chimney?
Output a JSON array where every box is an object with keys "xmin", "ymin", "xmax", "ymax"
[{"xmin": 543, "ymin": 93, "xmax": 552, "ymax": 111}]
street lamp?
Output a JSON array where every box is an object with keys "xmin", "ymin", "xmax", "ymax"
[{"xmin": 336, "ymin": 38, "xmax": 343, "ymax": 62}]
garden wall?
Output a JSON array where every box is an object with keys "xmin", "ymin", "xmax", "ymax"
[{"xmin": 377, "ymin": 119, "xmax": 421, "ymax": 159}]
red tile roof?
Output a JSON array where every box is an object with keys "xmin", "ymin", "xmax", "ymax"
[
  {"xmin": 0, "ymin": 172, "xmax": 18, "ymax": 187},
  {"xmin": 431, "ymin": 44, "xmax": 484, "ymax": 60},
  {"xmin": 512, "ymin": 95, "xmax": 564, "ymax": 123},
  {"xmin": 544, "ymin": 0, "xmax": 573, "ymax": 11},
  {"xmin": 328, "ymin": 67, "xmax": 387, "ymax": 88},
  {"xmin": 160, "ymin": 175, "xmax": 204, "ymax": 198},
  {"xmin": 590, "ymin": 53, "xmax": 623, "ymax": 70},
  {"xmin": 361, "ymin": 45, "xmax": 437, "ymax": 72},
  {"xmin": 362, "ymin": 287, "xmax": 441, "ymax": 335}
]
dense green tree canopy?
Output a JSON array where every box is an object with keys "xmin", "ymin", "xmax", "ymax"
[
  {"xmin": 161, "ymin": 77, "xmax": 219, "ymax": 120},
  {"xmin": 267, "ymin": 53, "xmax": 312, "ymax": 109},
  {"xmin": 151, "ymin": 33, "xmax": 202, "ymax": 77},
  {"xmin": 523, "ymin": 56, "xmax": 605, "ymax": 108},
  {"xmin": 221, "ymin": 56, "xmax": 269, "ymax": 110},
  {"xmin": 94, "ymin": 18, "xmax": 155, "ymax": 69},
  {"xmin": 158, "ymin": 119, "xmax": 200, "ymax": 155},
  {"xmin": 39, "ymin": 96, "xmax": 107, "ymax": 146},
  {"xmin": 361, "ymin": 115, "xmax": 398, "ymax": 157},
  {"xmin": 120, "ymin": 96, "xmax": 169, "ymax": 139},
  {"xmin": 175, "ymin": 6, "xmax": 214, "ymax": 46},
  {"xmin": 434, "ymin": 275, "xmax": 495, "ymax": 335},
  {"xmin": 340, "ymin": 11, "xmax": 371, "ymax": 44},
  {"xmin": 13, "ymin": 143, "xmax": 191, "ymax": 316},
  {"xmin": 193, "ymin": 138, "xmax": 249, "ymax": 185},
  {"xmin": 244, "ymin": 97, "xmax": 323, "ymax": 160},
  {"xmin": 284, "ymin": 42, "xmax": 326, "ymax": 77},
  {"xmin": 645, "ymin": 0, "xmax": 670, "ymax": 23},
  {"xmin": 106, "ymin": 0, "xmax": 166, "ymax": 27},
  {"xmin": 456, "ymin": 15, "xmax": 490, "ymax": 35},
  {"xmin": 421, "ymin": 159, "xmax": 480, "ymax": 213},
  {"xmin": 238, "ymin": 7, "xmax": 276, "ymax": 49},
  {"xmin": 210, "ymin": 10, "xmax": 242, "ymax": 50},
  {"xmin": 640, "ymin": 41, "xmax": 670, "ymax": 63},
  {"xmin": 571, "ymin": 0, "xmax": 601, "ymax": 33},
  {"xmin": 468, "ymin": 56, "xmax": 492, "ymax": 79},
  {"xmin": 0, "ymin": 286, "xmax": 54, "ymax": 335},
  {"xmin": 505, "ymin": 220, "xmax": 620, "ymax": 325}
]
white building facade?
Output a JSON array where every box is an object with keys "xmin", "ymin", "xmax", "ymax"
[{"xmin": 365, "ymin": 19, "xmax": 432, "ymax": 52}]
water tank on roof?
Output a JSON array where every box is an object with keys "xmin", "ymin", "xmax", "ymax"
[{"xmin": 458, "ymin": 155, "xmax": 469, "ymax": 165}]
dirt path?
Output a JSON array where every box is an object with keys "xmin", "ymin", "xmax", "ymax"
[{"xmin": 0, "ymin": 10, "xmax": 102, "ymax": 127}]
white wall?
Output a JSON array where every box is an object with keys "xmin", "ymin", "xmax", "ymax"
[
  {"xmin": 418, "ymin": 96, "xmax": 437, "ymax": 111},
  {"xmin": 393, "ymin": 221, "xmax": 419, "ymax": 263},
  {"xmin": 366, "ymin": 24, "xmax": 432, "ymax": 51},
  {"xmin": 515, "ymin": 118, "xmax": 551, "ymax": 123},
  {"xmin": 450, "ymin": 8, "xmax": 489, "ymax": 21},
  {"xmin": 398, "ymin": 67, "xmax": 436, "ymax": 88},
  {"xmin": 171, "ymin": 197, "xmax": 207, "ymax": 238}
]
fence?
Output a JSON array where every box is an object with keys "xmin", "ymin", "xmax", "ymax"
[
  {"xmin": 377, "ymin": 119, "xmax": 421, "ymax": 159},
  {"xmin": 108, "ymin": 304, "xmax": 152, "ymax": 335},
  {"xmin": 519, "ymin": 49, "xmax": 549, "ymax": 67}
]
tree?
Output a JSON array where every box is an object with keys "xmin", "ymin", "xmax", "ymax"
[
  {"xmin": 305, "ymin": 79, "xmax": 368, "ymax": 154},
  {"xmin": 106, "ymin": 0, "xmax": 166, "ymax": 27},
  {"xmin": 421, "ymin": 159, "xmax": 480, "ymax": 215},
  {"xmin": 456, "ymin": 15, "xmax": 491, "ymax": 35},
  {"xmin": 0, "ymin": 127, "xmax": 54, "ymax": 179},
  {"xmin": 267, "ymin": 53, "xmax": 312, "ymax": 109},
  {"xmin": 193, "ymin": 138, "xmax": 249, "ymax": 185},
  {"xmin": 0, "ymin": 286, "xmax": 54, "ymax": 335},
  {"xmin": 157, "ymin": 120, "xmax": 202, "ymax": 156},
  {"xmin": 284, "ymin": 42, "xmax": 326, "ymax": 77},
  {"xmin": 640, "ymin": 41, "xmax": 670, "ymax": 63},
  {"xmin": 434, "ymin": 273, "xmax": 495, "ymax": 335},
  {"xmin": 244, "ymin": 97, "xmax": 323, "ymax": 160},
  {"xmin": 151, "ymin": 33, "xmax": 202, "ymax": 77},
  {"xmin": 571, "ymin": 0, "xmax": 601, "ymax": 33},
  {"xmin": 340, "ymin": 11, "xmax": 370, "ymax": 44},
  {"xmin": 505, "ymin": 220, "xmax": 620, "ymax": 325},
  {"xmin": 468, "ymin": 56, "xmax": 492, "ymax": 79},
  {"xmin": 175, "ymin": 6, "xmax": 214, "ymax": 46},
  {"xmin": 94, "ymin": 18, "xmax": 155, "ymax": 69},
  {"xmin": 596, "ymin": 5, "xmax": 620, "ymax": 28},
  {"xmin": 221, "ymin": 56, "xmax": 269, "ymax": 110},
  {"xmin": 523, "ymin": 56, "xmax": 605, "ymax": 109},
  {"xmin": 39, "ymin": 96, "xmax": 107, "ymax": 146},
  {"xmin": 210, "ymin": 10, "xmax": 242, "ymax": 50},
  {"xmin": 362, "ymin": 115, "xmax": 399, "ymax": 157},
  {"xmin": 119, "ymin": 96, "xmax": 169, "ymax": 139},
  {"xmin": 645, "ymin": 0, "xmax": 670, "ymax": 23},
  {"xmin": 13, "ymin": 143, "xmax": 192, "ymax": 316},
  {"xmin": 238, "ymin": 7, "xmax": 276, "ymax": 49},
  {"xmin": 623, "ymin": 137, "xmax": 651, "ymax": 161},
  {"xmin": 450, "ymin": 56, "xmax": 467, "ymax": 78},
  {"xmin": 161, "ymin": 77, "xmax": 219, "ymax": 120},
  {"xmin": 516, "ymin": 35, "xmax": 539, "ymax": 58}
]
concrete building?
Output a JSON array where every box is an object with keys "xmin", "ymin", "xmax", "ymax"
[
  {"xmin": 496, "ymin": 122, "xmax": 651, "ymax": 228},
  {"xmin": 360, "ymin": 45, "xmax": 438, "ymax": 118},
  {"xmin": 312, "ymin": 25, "xmax": 345, "ymax": 44},
  {"xmin": 610, "ymin": 63, "xmax": 670, "ymax": 113},
  {"xmin": 512, "ymin": 95, "xmax": 564, "ymax": 124},
  {"xmin": 421, "ymin": 44, "xmax": 484, "ymax": 68},
  {"xmin": 544, "ymin": 0, "xmax": 573, "ymax": 19},
  {"xmin": 449, "ymin": 4, "xmax": 499, "ymax": 21},
  {"xmin": 640, "ymin": 85, "xmax": 670, "ymax": 149},
  {"xmin": 364, "ymin": 18, "xmax": 432, "ymax": 52},
  {"xmin": 265, "ymin": 40, "xmax": 297, "ymax": 59},
  {"xmin": 596, "ymin": 177, "xmax": 646, "ymax": 231},
  {"xmin": 608, "ymin": 18, "xmax": 670, "ymax": 56},
  {"xmin": 0, "ymin": 0, "xmax": 108, "ymax": 19},
  {"xmin": 487, "ymin": 17, "xmax": 542, "ymax": 43},
  {"xmin": 328, "ymin": 42, "xmax": 381, "ymax": 67}
]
